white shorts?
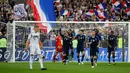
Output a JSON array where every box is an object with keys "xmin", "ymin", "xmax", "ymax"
[{"xmin": 30, "ymin": 45, "xmax": 41, "ymax": 55}]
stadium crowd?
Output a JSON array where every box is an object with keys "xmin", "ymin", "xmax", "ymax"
[{"xmin": 54, "ymin": 0, "xmax": 130, "ymax": 21}]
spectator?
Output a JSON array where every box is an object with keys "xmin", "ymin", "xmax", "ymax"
[{"xmin": 54, "ymin": 0, "xmax": 130, "ymax": 21}]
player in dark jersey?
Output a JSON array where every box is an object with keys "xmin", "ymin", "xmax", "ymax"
[
  {"xmin": 76, "ymin": 30, "xmax": 86, "ymax": 65},
  {"xmin": 59, "ymin": 29, "xmax": 70, "ymax": 65},
  {"xmin": 88, "ymin": 30, "xmax": 99, "ymax": 68},
  {"xmin": 108, "ymin": 31, "xmax": 117, "ymax": 65},
  {"xmin": 68, "ymin": 29, "xmax": 74, "ymax": 61},
  {"xmin": 94, "ymin": 29, "xmax": 101, "ymax": 64}
]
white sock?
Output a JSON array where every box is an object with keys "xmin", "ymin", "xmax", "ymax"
[
  {"xmin": 39, "ymin": 55, "xmax": 44, "ymax": 68},
  {"xmin": 30, "ymin": 56, "xmax": 34, "ymax": 69}
]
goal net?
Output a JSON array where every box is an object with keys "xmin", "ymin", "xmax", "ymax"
[{"xmin": 6, "ymin": 21, "xmax": 130, "ymax": 62}]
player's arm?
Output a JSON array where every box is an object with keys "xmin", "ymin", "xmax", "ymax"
[
  {"xmin": 107, "ymin": 36, "xmax": 112, "ymax": 48},
  {"xmin": 59, "ymin": 28, "xmax": 64, "ymax": 38},
  {"xmin": 39, "ymin": 40, "xmax": 43, "ymax": 49},
  {"xmin": 97, "ymin": 37, "xmax": 100, "ymax": 48},
  {"xmin": 25, "ymin": 34, "xmax": 31, "ymax": 51},
  {"xmin": 87, "ymin": 36, "xmax": 92, "ymax": 44}
]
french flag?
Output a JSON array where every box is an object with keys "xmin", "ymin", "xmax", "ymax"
[
  {"xmin": 96, "ymin": 3, "xmax": 106, "ymax": 10},
  {"xmin": 26, "ymin": 0, "xmax": 56, "ymax": 33},
  {"xmin": 86, "ymin": 9, "xmax": 95, "ymax": 17},
  {"xmin": 111, "ymin": 0, "xmax": 121, "ymax": 7},
  {"xmin": 95, "ymin": 10, "xmax": 108, "ymax": 19},
  {"xmin": 122, "ymin": 1, "xmax": 130, "ymax": 7},
  {"xmin": 126, "ymin": 8, "xmax": 130, "ymax": 16},
  {"xmin": 122, "ymin": 1, "xmax": 127, "ymax": 7},
  {"xmin": 111, "ymin": 6, "xmax": 119, "ymax": 13},
  {"xmin": 61, "ymin": 10, "xmax": 70, "ymax": 16}
]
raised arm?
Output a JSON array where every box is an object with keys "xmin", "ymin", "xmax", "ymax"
[{"xmin": 59, "ymin": 28, "xmax": 64, "ymax": 38}]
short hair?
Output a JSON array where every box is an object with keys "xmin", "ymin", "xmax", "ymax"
[{"xmin": 111, "ymin": 31, "xmax": 114, "ymax": 34}]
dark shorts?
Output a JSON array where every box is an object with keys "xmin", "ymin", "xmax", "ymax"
[
  {"xmin": 63, "ymin": 47, "xmax": 69, "ymax": 55},
  {"xmin": 90, "ymin": 48, "xmax": 97, "ymax": 56},
  {"xmin": 69, "ymin": 43, "xmax": 73, "ymax": 49},
  {"xmin": 77, "ymin": 47, "xmax": 84, "ymax": 53},
  {"xmin": 108, "ymin": 47, "xmax": 115, "ymax": 53}
]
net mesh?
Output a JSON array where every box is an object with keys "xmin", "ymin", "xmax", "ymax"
[{"xmin": 7, "ymin": 22, "xmax": 129, "ymax": 62}]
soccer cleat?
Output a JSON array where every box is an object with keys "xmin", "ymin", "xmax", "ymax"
[
  {"xmin": 108, "ymin": 63, "xmax": 111, "ymax": 65},
  {"xmin": 91, "ymin": 66, "xmax": 94, "ymax": 68},
  {"xmin": 52, "ymin": 60, "xmax": 55, "ymax": 63},
  {"xmin": 95, "ymin": 63, "xmax": 97, "ymax": 66},
  {"xmin": 81, "ymin": 62, "xmax": 84, "ymax": 65},
  {"xmin": 113, "ymin": 62, "xmax": 116, "ymax": 65},
  {"xmin": 41, "ymin": 68, "xmax": 47, "ymax": 70},
  {"xmin": 78, "ymin": 63, "xmax": 81, "ymax": 65},
  {"xmin": 108, "ymin": 62, "xmax": 111, "ymax": 65}
]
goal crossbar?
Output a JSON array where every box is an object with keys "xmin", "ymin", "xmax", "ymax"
[{"xmin": 11, "ymin": 21, "xmax": 130, "ymax": 62}]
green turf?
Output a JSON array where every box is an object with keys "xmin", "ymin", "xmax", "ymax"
[{"xmin": 0, "ymin": 62, "xmax": 130, "ymax": 73}]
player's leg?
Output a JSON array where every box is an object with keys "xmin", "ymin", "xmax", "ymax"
[
  {"xmin": 90, "ymin": 56, "xmax": 94, "ymax": 68},
  {"xmin": 112, "ymin": 48, "xmax": 116, "ymax": 64},
  {"xmin": 94, "ymin": 55, "xmax": 97, "ymax": 66},
  {"xmin": 29, "ymin": 45, "xmax": 36, "ymax": 70},
  {"xmin": 66, "ymin": 48, "xmax": 69, "ymax": 64},
  {"xmin": 93, "ymin": 50, "xmax": 97, "ymax": 66},
  {"xmin": 37, "ymin": 48, "xmax": 47, "ymax": 70},
  {"xmin": 90, "ymin": 49, "xmax": 94, "ymax": 68},
  {"xmin": 30, "ymin": 54, "xmax": 34, "ymax": 70},
  {"xmin": 77, "ymin": 48, "xmax": 80, "ymax": 65},
  {"xmin": 108, "ymin": 49, "xmax": 111, "ymax": 65},
  {"xmin": 95, "ymin": 48, "xmax": 99, "ymax": 63},
  {"xmin": 63, "ymin": 48, "xmax": 68, "ymax": 65},
  {"xmin": 52, "ymin": 49, "xmax": 58, "ymax": 62},
  {"xmin": 81, "ymin": 49, "xmax": 85, "ymax": 65},
  {"xmin": 59, "ymin": 50, "xmax": 64, "ymax": 62},
  {"xmin": 70, "ymin": 45, "xmax": 74, "ymax": 60}
]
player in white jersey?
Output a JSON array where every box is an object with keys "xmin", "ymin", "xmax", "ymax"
[{"xmin": 24, "ymin": 25, "xmax": 47, "ymax": 70}]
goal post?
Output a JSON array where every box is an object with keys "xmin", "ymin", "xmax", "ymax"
[{"xmin": 7, "ymin": 21, "xmax": 130, "ymax": 62}]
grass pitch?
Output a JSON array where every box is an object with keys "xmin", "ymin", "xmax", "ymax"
[{"xmin": 0, "ymin": 62, "xmax": 130, "ymax": 73}]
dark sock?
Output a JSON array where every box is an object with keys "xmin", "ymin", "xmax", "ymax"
[
  {"xmin": 81, "ymin": 55, "xmax": 84, "ymax": 62},
  {"xmin": 91, "ymin": 58, "xmax": 94, "ymax": 66},
  {"xmin": 77, "ymin": 55, "xmax": 80, "ymax": 63},
  {"xmin": 113, "ymin": 54, "xmax": 115, "ymax": 63},
  {"xmin": 108, "ymin": 52, "xmax": 111, "ymax": 63},
  {"xmin": 66, "ymin": 56, "xmax": 68, "ymax": 60},
  {"xmin": 63, "ymin": 56, "xmax": 66, "ymax": 62}
]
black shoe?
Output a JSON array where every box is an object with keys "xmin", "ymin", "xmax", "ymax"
[{"xmin": 41, "ymin": 68, "xmax": 47, "ymax": 70}]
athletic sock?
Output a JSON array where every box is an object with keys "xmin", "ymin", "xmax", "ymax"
[
  {"xmin": 81, "ymin": 55, "xmax": 85, "ymax": 62},
  {"xmin": 30, "ymin": 56, "xmax": 34, "ymax": 69},
  {"xmin": 77, "ymin": 55, "xmax": 80, "ymax": 63},
  {"xmin": 39, "ymin": 55, "xmax": 44, "ymax": 68},
  {"xmin": 71, "ymin": 51, "xmax": 74, "ymax": 58},
  {"xmin": 113, "ymin": 54, "xmax": 115, "ymax": 63},
  {"xmin": 91, "ymin": 58, "xmax": 94, "ymax": 66}
]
